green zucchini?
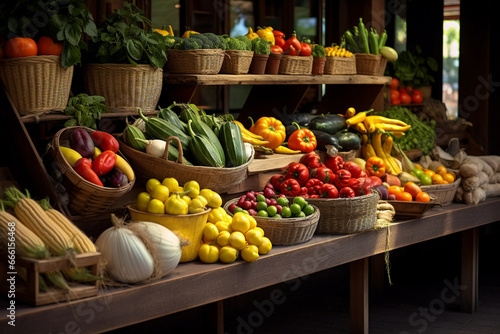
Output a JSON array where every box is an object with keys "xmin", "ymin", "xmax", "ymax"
[
  {"xmin": 123, "ymin": 124, "xmax": 147, "ymax": 151},
  {"xmin": 157, "ymin": 107, "xmax": 187, "ymax": 132},
  {"xmin": 187, "ymin": 120, "xmax": 224, "ymax": 168},
  {"xmin": 310, "ymin": 129, "xmax": 342, "ymax": 151},
  {"xmin": 219, "ymin": 121, "xmax": 247, "ymax": 167},
  {"xmin": 334, "ymin": 131, "xmax": 361, "ymax": 151},
  {"xmin": 308, "ymin": 114, "xmax": 347, "ymax": 135},
  {"xmin": 138, "ymin": 108, "xmax": 191, "ymax": 154}
]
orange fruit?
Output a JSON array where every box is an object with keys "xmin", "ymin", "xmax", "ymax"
[
  {"xmin": 431, "ymin": 174, "xmax": 444, "ymax": 184},
  {"xmin": 396, "ymin": 191, "xmax": 413, "ymax": 202},
  {"xmin": 414, "ymin": 163, "xmax": 423, "ymax": 170},
  {"xmin": 388, "ymin": 185, "xmax": 403, "ymax": 197},
  {"xmin": 442, "ymin": 172, "xmax": 455, "ymax": 183},
  {"xmin": 415, "ymin": 192, "xmax": 431, "ymax": 202},
  {"xmin": 436, "ymin": 166, "xmax": 447, "ymax": 176},
  {"xmin": 404, "ymin": 181, "xmax": 422, "ymax": 199},
  {"xmin": 423, "ymin": 169, "xmax": 435, "ymax": 178}
]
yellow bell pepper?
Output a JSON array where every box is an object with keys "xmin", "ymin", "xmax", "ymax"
[
  {"xmin": 246, "ymin": 27, "xmax": 259, "ymax": 41},
  {"xmin": 250, "ymin": 117, "xmax": 286, "ymax": 150},
  {"xmin": 184, "ymin": 180, "xmax": 200, "ymax": 198},
  {"xmin": 164, "ymin": 193, "xmax": 188, "ymax": 215},
  {"xmin": 188, "ymin": 196, "xmax": 206, "ymax": 214},
  {"xmin": 154, "ymin": 25, "xmax": 174, "ymax": 37},
  {"xmin": 198, "ymin": 243, "xmax": 220, "ymax": 264},
  {"xmin": 256, "ymin": 26, "xmax": 275, "ymax": 45}
]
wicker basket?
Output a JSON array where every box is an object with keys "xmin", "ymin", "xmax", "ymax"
[
  {"xmin": 279, "ymin": 55, "xmax": 313, "ymax": 74},
  {"xmin": 166, "ymin": 49, "xmax": 225, "ymax": 74},
  {"xmin": 223, "ymin": 199, "xmax": 320, "ymax": 245},
  {"xmin": 421, "ymin": 178, "xmax": 461, "ymax": 206},
  {"xmin": 0, "ymin": 55, "xmax": 73, "ymax": 116},
  {"xmin": 49, "ymin": 126, "xmax": 136, "ymax": 216},
  {"xmin": 118, "ymin": 136, "xmax": 254, "ymax": 194},
  {"xmin": 324, "ymin": 56, "xmax": 357, "ymax": 75},
  {"xmin": 355, "ymin": 53, "xmax": 383, "ymax": 75},
  {"xmin": 306, "ymin": 192, "xmax": 378, "ymax": 234},
  {"xmin": 84, "ymin": 63, "xmax": 162, "ymax": 113},
  {"xmin": 220, "ymin": 50, "xmax": 254, "ymax": 74}
]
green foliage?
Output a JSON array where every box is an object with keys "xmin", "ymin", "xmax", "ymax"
[
  {"xmin": 63, "ymin": 94, "xmax": 108, "ymax": 130},
  {"xmin": 236, "ymin": 36, "xmax": 252, "ymax": 51},
  {"xmin": 391, "ymin": 45, "xmax": 439, "ymax": 87},
  {"xmin": 251, "ymin": 37, "xmax": 271, "ymax": 55},
  {"xmin": 311, "ymin": 44, "xmax": 326, "ymax": 58},
  {"xmin": 87, "ymin": 2, "xmax": 167, "ymax": 68},
  {"xmin": 0, "ymin": 0, "xmax": 97, "ymax": 68}
]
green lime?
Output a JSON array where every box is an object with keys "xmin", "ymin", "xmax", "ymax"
[
  {"xmin": 303, "ymin": 204, "xmax": 315, "ymax": 216},
  {"xmin": 242, "ymin": 210, "xmax": 249, "ymax": 215},
  {"xmin": 256, "ymin": 194, "xmax": 266, "ymax": 202},
  {"xmin": 276, "ymin": 197, "xmax": 289, "ymax": 207},
  {"xmin": 257, "ymin": 210, "xmax": 269, "ymax": 217},
  {"xmin": 412, "ymin": 168, "xmax": 424, "ymax": 179},
  {"xmin": 420, "ymin": 174, "xmax": 433, "ymax": 186},
  {"xmin": 267, "ymin": 205, "xmax": 278, "ymax": 217},
  {"xmin": 281, "ymin": 206, "xmax": 292, "ymax": 218},
  {"xmin": 234, "ymin": 206, "xmax": 243, "ymax": 213},
  {"xmin": 272, "ymin": 214, "xmax": 282, "ymax": 219},
  {"xmin": 290, "ymin": 203, "xmax": 302, "ymax": 215},
  {"xmin": 293, "ymin": 196, "xmax": 308, "ymax": 209},
  {"xmin": 256, "ymin": 201, "xmax": 268, "ymax": 211},
  {"xmin": 295, "ymin": 211, "xmax": 306, "ymax": 218}
]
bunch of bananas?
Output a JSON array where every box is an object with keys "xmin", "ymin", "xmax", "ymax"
[
  {"xmin": 362, "ymin": 132, "xmax": 402, "ymax": 174},
  {"xmin": 324, "ymin": 45, "xmax": 353, "ymax": 57}
]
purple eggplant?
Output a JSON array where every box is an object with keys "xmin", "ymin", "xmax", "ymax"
[
  {"xmin": 70, "ymin": 128, "xmax": 95, "ymax": 159},
  {"xmin": 106, "ymin": 168, "xmax": 125, "ymax": 187}
]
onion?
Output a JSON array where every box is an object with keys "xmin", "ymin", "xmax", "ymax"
[{"xmin": 371, "ymin": 185, "xmax": 389, "ymax": 200}]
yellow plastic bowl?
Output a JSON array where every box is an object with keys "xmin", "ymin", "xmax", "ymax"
[{"xmin": 127, "ymin": 205, "xmax": 211, "ymax": 262}]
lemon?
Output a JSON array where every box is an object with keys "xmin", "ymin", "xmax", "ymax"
[
  {"xmin": 146, "ymin": 178, "xmax": 161, "ymax": 194},
  {"xmin": 150, "ymin": 184, "xmax": 170, "ymax": 202},
  {"xmin": 162, "ymin": 177, "xmax": 179, "ymax": 193},
  {"xmin": 229, "ymin": 231, "xmax": 246, "ymax": 250}
]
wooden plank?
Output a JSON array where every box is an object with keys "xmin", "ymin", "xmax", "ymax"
[
  {"xmin": 163, "ymin": 74, "xmax": 391, "ymax": 86},
  {"xmin": 2, "ymin": 199, "xmax": 499, "ymax": 333},
  {"xmin": 350, "ymin": 258, "xmax": 369, "ymax": 334},
  {"xmin": 461, "ymin": 227, "xmax": 479, "ymax": 313},
  {"xmin": 247, "ymin": 152, "xmax": 305, "ymax": 175}
]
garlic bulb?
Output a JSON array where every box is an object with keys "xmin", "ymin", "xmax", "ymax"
[
  {"xmin": 96, "ymin": 215, "xmax": 154, "ymax": 284},
  {"xmin": 129, "ymin": 221, "xmax": 181, "ymax": 278}
]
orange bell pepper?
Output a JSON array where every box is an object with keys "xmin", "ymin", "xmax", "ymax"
[
  {"xmin": 365, "ymin": 156, "xmax": 386, "ymax": 177},
  {"xmin": 250, "ymin": 117, "xmax": 286, "ymax": 149}
]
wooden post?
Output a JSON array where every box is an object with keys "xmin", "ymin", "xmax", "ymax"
[
  {"xmin": 350, "ymin": 258, "xmax": 369, "ymax": 334},
  {"xmin": 461, "ymin": 227, "xmax": 478, "ymax": 313}
]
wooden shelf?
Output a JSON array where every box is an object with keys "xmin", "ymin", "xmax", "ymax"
[
  {"xmin": 163, "ymin": 73, "xmax": 392, "ymax": 86},
  {"xmin": 20, "ymin": 110, "xmax": 157, "ymax": 124}
]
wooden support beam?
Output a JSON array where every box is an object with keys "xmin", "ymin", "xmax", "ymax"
[
  {"xmin": 350, "ymin": 258, "xmax": 369, "ymax": 334},
  {"xmin": 461, "ymin": 227, "xmax": 479, "ymax": 313}
]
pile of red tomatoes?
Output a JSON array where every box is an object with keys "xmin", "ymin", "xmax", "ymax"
[{"xmin": 389, "ymin": 78, "xmax": 423, "ymax": 106}]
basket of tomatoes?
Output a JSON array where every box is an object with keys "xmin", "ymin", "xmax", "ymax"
[{"xmin": 0, "ymin": 37, "xmax": 73, "ymax": 116}]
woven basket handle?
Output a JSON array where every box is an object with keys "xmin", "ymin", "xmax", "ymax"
[
  {"xmin": 224, "ymin": 53, "xmax": 231, "ymax": 61},
  {"xmin": 163, "ymin": 136, "xmax": 184, "ymax": 164}
]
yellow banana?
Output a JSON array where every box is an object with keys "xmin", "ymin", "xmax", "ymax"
[{"xmin": 115, "ymin": 155, "xmax": 135, "ymax": 181}]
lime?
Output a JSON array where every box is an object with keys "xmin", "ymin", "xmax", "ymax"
[
  {"xmin": 290, "ymin": 203, "xmax": 302, "ymax": 215},
  {"xmin": 303, "ymin": 204, "xmax": 315, "ymax": 216},
  {"xmin": 295, "ymin": 211, "xmax": 306, "ymax": 218},
  {"xmin": 256, "ymin": 194, "xmax": 266, "ymax": 202},
  {"xmin": 419, "ymin": 174, "xmax": 433, "ymax": 186},
  {"xmin": 411, "ymin": 168, "xmax": 424, "ymax": 179},
  {"xmin": 267, "ymin": 205, "xmax": 278, "ymax": 217},
  {"xmin": 257, "ymin": 210, "xmax": 269, "ymax": 217},
  {"xmin": 272, "ymin": 214, "xmax": 282, "ymax": 219},
  {"xmin": 276, "ymin": 197, "xmax": 289, "ymax": 207},
  {"xmin": 281, "ymin": 206, "xmax": 292, "ymax": 218},
  {"xmin": 233, "ymin": 206, "xmax": 244, "ymax": 213},
  {"xmin": 293, "ymin": 196, "xmax": 307, "ymax": 209},
  {"xmin": 256, "ymin": 201, "xmax": 268, "ymax": 211}
]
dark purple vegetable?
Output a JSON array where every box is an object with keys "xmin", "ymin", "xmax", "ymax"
[
  {"xmin": 106, "ymin": 168, "xmax": 125, "ymax": 187},
  {"xmin": 70, "ymin": 128, "xmax": 95, "ymax": 158},
  {"xmin": 371, "ymin": 185, "xmax": 389, "ymax": 200}
]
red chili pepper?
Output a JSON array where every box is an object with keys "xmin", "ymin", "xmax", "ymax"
[
  {"xmin": 325, "ymin": 155, "xmax": 345, "ymax": 174},
  {"xmin": 280, "ymin": 178, "xmax": 301, "ymax": 197},
  {"xmin": 320, "ymin": 183, "xmax": 338, "ymax": 198},
  {"xmin": 305, "ymin": 178, "xmax": 324, "ymax": 195},
  {"xmin": 343, "ymin": 161, "xmax": 362, "ymax": 178},
  {"xmin": 270, "ymin": 174, "xmax": 286, "ymax": 191},
  {"xmin": 74, "ymin": 158, "xmax": 103, "ymax": 187},
  {"xmin": 274, "ymin": 36, "xmax": 285, "ymax": 48},
  {"xmin": 283, "ymin": 31, "xmax": 301, "ymax": 55},
  {"xmin": 270, "ymin": 45, "xmax": 283, "ymax": 53},
  {"xmin": 339, "ymin": 187, "xmax": 355, "ymax": 198},
  {"xmin": 91, "ymin": 131, "xmax": 120, "ymax": 153},
  {"xmin": 92, "ymin": 150, "xmax": 117, "ymax": 176},
  {"xmin": 299, "ymin": 152, "xmax": 324, "ymax": 170},
  {"xmin": 310, "ymin": 166, "xmax": 335, "ymax": 184},
  {"xmin": 281, "ymin": 162, "xmax": 310, "ymax": 186},
  {"xmin": 334, "ymin": 169, "xmax": 352, "ymax": 189}
]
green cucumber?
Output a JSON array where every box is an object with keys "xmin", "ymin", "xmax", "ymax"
[
  {"xmin": 187, "ymin": 120, "xmax": 224, "ymax": 168},
  {"xmin": 123, "ymin": 124, "xmax": 147, "ymax": 151},
  {"xmin": 219, "ymin": 121, "xmax": 247, "ymax": 167}
]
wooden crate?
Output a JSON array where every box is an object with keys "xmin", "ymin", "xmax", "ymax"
[{"xmin": 0, "ymin": 252, "xmax": 100, "ymax": 306}]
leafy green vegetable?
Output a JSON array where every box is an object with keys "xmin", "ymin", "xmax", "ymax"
[
  {"xmin": 0, "ymin": 0, "xmax": 97, "ymax": 68},
  {"xmin": 64, "ymin": 94, "xmax": 108, "ymax": 130},
  {"xmin": 190, "ymin": 34, "xmax": 214, "ymax": 49},
  {"xmin": 311, "ymin": 44, "xmax": 326, "ymax": 58},
  {"xmin": 251, "ymin": 38, "xmax": 271, "ymax": 55},
  {"xmin": 174, "ymin": 38, "xmax": 201, "ymax": 50},
  {"xmin": 203, "ymin": 33, "xmax": 228, "ymax": 50},
  {"xmin": 390, "ymin": 45, "xmax": 438, "ymax": 88},
  {"xmin": 236, "ymin": 36, "xmax": 252, "ymax": 51},
  {"xmin": 87, "ymin": 2, "xmax": 167, "ymax": 69}
]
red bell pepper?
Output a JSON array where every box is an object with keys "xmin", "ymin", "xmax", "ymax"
[
  {"xmin": 320, "ymin": 183, "xmax": 338, "ymax": 198},
  {"xmin": 274, "ymin": 36, "xmax": 285, "ymax": 48},
  {"xmin": 305, "ymin": 178, "xmax": 324, "ymax": 195},
  {"xmin": 369, "ymin": 176, "xmax": 382, "ymax": 187},
  {"xmin": 347, "ymin": 177, "xmax": 370, "ymax": 196},
  {"xmin": 299, "ymin": 152, "xmax": 324, "ymax": 170},
  {"xmin": 310, "ymin": 194, "xmax": 320, "ymax": 198},
  {"xmin": 74, "ymin": 158, "xmax": 103, "ymax": 187},
  {"xmin": 284, "ymin": 45, "xmax": 298, "ymax": 56},
  {"xmin": 298, "ymin": 187, "xmax": 308, "ymax": 196},
  {"xmin": 91, "ymin": 131, "xmax": 120, "ymax": 153},
  {"xmin": 325, "ymin": 155, "xmax": 344, "ymax": 174},
  {"xmin": 334, "ymin": 169, "xmax": 352, "ymax": 189},
  {"xmin": 270, "ymin": 174, "xmax": 286, "ymax": 191},
  {"xmin": 280, "ymin": 178, "xmax": 301, "ymax": 197},
  {"xmin": 273, "ymin": 30, "xmax": 285, "ymax": 38},
  {"xmin": 339, "ymin": 187, "xmax": 355, "ymax": 198},
  {"xmin": 282, "ymin": 162, "xmax": 310, "ymax": 186},
  {"xmin": 310, "ymin": 166, "xmax": 335, "ymax": 184},
  {"xmin": 288, "ymin": 125, "xmax": 317, "ymax": 153},
  {"xmin": 271, "ymin": 45, "xmax": 283, "ymax": 54},
  {"xmin": 343, "ymin": 161, "xmax": 362, "ymax": 178},
  {"xmin": 92, "ymin": 150, "xmax": 117, "ymax": 176}
]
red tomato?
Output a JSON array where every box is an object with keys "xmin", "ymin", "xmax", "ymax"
[
  {"xmin": 389, "ymin": 89, "xmax": 400, "ymax": 101},
  {"xmin": 399, "ymin": 87, "xmax": 407, "ymax": 95},
  {"xmin": 390, "ymin": 78, "xmax": 399, "ymax": 90},
  {"xmin": 390, "ymin": 98, "xmax": 401, "ymax": 106},
  {"xmin": 4, "ymin": 37, "xmax": 37, "ymax": 58},
  {"xmin": 37, "ymin": 36, "xmax": 63, "ymax": 56},
  {"xmin": 413, "ymin": 88, "xmax": 422, "ymax": 96},
  {"xmin": 405, "ymin": 86, "xmax": 414, "ymax": 94},
  {"xmin": 400, "ymin": 92, "xmax": 412, "ymax": 104},
  {"xmin": 412, "ymin": 92, "xmax": 423, "ymax": 104}
]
